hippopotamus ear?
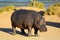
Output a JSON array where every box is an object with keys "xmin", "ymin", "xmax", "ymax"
[{"xmin": 35, "ymin": 17, "xmax": 40, "ymax": 21}]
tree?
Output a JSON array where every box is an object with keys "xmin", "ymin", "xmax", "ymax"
[{"xmin": 31, "ymin": 0, "xmax": 36, "ymax": 7}]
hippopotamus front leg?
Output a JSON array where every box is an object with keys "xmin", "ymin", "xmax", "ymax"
[{"xmin": 34, "ymin": 28, "xmax": 38, "ymax": 36}]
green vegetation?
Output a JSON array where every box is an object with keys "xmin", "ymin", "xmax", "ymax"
[
  {"xmin": 29, "ymin": 1, "xmax": 45, "ymax": 9},
  {"xmin": 46, "ymin": 3, "xmax": 60, "ymax": 15},
  {"xmin": 0, "ymin": 5, "xmax": 15, "ymax": 14}
]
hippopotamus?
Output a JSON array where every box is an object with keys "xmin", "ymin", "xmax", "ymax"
[{"xmin": 11, "ymin": 9, "xmax": 47, "ymax": 37}]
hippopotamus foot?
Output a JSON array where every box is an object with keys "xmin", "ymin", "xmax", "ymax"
[
  {"xmin": 28, "ymin": 34, "xmax": 32, "ymax": 37},
  {"xmin": 12, "ymin": 26, "xmax": 16, "ymax": 35},
  {"xmin": 34, "ymin": 34, "xmax": 38, "ymax": 37}
]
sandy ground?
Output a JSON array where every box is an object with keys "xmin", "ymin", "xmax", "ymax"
[{"xmin": 0, "ymin": 7, "xmax": 60, "ymax": 40}]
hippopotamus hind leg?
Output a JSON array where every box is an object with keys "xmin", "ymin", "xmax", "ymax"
[
  {"xmin": 12, "ymin": 23, "xmax": 16, "ymax": 35},
  {"xmin": 28, "ymin": 26, "xmax": 32, "ymax": 37},
  {"xmin": 12, "ymin": 26, "xmax": 16, "ymax": 35}
]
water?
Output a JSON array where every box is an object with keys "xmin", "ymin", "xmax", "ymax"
[
  {"xmin": 0, "ymin": 0, "xmax": 60, "ymax": 8},
  {"xmin": 0, "ymin": 2, "xmax": 30, "ymax": 7}
]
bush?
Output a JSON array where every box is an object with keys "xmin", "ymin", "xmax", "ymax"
[
  {"xmin": 29, "ymin": 1, "xmax": 45, "ymax": 9},
  {"xmin": 0, "ymin": 5, "xmax": 15, "ymax": 13},
  {"xmin": 0, "ymin": 7, "xmax": 7, "ymax": 12},
  {"xmin": 54, "ymin": 3, "xmax": 60, "ymax": 7},
  {"xmin": 46, "ymin": 3, "xmax": 60, "ymax": 15},
  {"xmin": 4, "ymin": 5, "xmax": 15, "ymax": 11},
  {"xmin": 46, "ymin": 6, "xmax": 53, "ymax": 15}
]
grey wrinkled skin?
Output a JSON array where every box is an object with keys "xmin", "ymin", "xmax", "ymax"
[{"xmin": 11, "ymin": 9, "xmax": 47, "ymax": 37}]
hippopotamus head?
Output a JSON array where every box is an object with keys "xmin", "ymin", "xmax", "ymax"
[{"xmin": 35, "ymin": 17, "xmax": 47, "ymax": 32}]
